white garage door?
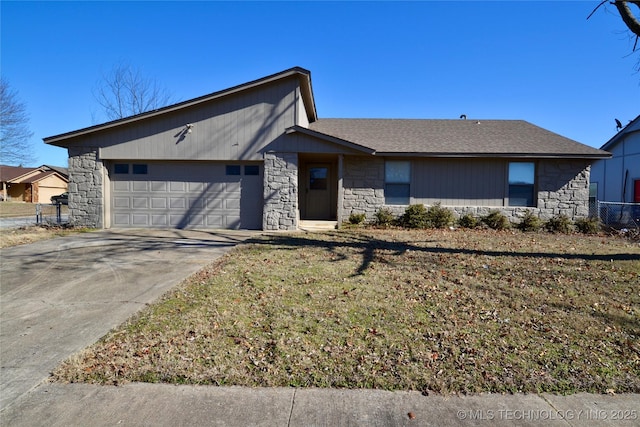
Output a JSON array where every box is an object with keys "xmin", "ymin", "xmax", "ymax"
[{"xmin": 110, "ymin": 162, "xmax": 263, "ymax": 229}]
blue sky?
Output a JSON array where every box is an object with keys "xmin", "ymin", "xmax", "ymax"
[{"xmin": 2, "ymin": 1, "xmax": 638, "ymax": 167}]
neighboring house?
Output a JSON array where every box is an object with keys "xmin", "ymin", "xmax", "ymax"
[
  {"xmin": 0, "ymin": 165, "xmax": 69, "ymax": 203},
  {"xmin": 44, "ymin": 67, "xmax": 610, "ymax": 231},
  {"xmin": 590, "ymin": 115, "xmax": 640, "ymax": 204}
]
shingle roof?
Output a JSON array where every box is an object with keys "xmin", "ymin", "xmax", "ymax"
[
  {"xmin": 0, "ymin": 165, "xmax": 69, "ymax": 183},
  {"xmin": 308, "ymin": 119, "xmax": 610, "ymax": 158},
  {"xmin": 0, "ymin": 165, "xmax": 39, "ymax": 182}
]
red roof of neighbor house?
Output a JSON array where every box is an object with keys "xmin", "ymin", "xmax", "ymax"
[{"xmin": 307, "ymin": 119, "xmax": 611, "ymax": 158}]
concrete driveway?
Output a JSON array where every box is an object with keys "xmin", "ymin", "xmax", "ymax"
[{"xmin": 0, "ymin": 228, "xmax": 255, "ymax": 411}]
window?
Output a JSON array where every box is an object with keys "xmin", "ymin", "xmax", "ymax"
[
  {"xmin": 508, "ymin": 162, "xmax": 535, "ymax": 207},
  {"xmin": 132, "ymin": 164, "xmax": 148, "ymax": 175},
  {"xmin": 244, "ymin": 165, "xmax": 259, "ymax": 176},
  {"xmin": 226, "ymin": 165, "xmax": 241, "ymax": 175},
  {"xmin": 385, "ymin": 160, "xmax": 410, "ymax": 205},
  {"xmin": 309, "ymin": 167, "xmax": 328, "ymax": 190},
  {"xmin": 114, "ymin": 164, "xmax": 129, "ymax": 174}
]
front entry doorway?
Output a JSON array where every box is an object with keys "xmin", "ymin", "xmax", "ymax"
[{"xmin": 300, "ymin": 157, "xmax": 338, "ymax": 220}]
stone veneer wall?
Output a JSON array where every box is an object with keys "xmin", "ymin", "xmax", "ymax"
[
  {"xmin": 67, "ymin": 147, "xmax": 104, "ymax": 228},
  {"xmin": 263, "ymin": 152, "xmax": 298, "ymax": 230},
  {"xmin": 340, "ymin": 156, "xmax": 385, "ymax": 220},
  {"xmin": 341, "ymin": 157, "xmax": 591, "ymax": 223}
]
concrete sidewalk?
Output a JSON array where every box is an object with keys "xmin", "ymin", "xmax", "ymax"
[{"xmin": 2, "ymin": 382, "xmax": 638, "ymax": 426}]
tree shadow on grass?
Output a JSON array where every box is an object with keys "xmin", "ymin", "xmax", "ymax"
[{"xmin": 246, "ymin": 231, "xmax": 640, "ymax": 277}]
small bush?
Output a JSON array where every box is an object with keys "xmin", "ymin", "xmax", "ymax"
[
  {"xmin": 545, "ymin": 214, "xmax": 573, "ymax": 234},
  {"xmin": 348, "ymin": 213, "xmax": 367, "ymax": 225},
  {"xmin": 400, "ymin": 204, "xmax": 429, "ymax": 229},
  {"xmin": 482, "ymin": 211, "xmax": 511, "ymax": 230},
  {"xmin": 575, "ymin": 216, "xmax": 601, "ymax": 234},
  {"xmin": 374, "ymin": 208, "xmax": 395, "ymax": 227},
  {"xmin": 458, "ymin": 213, "xmax": 479, "ymax": 229},
  {"xmin": 516, "ymin": 211, "xmax": 542, "ymax": 232},
  {"xmin": 426, "ymin": 203, "xmax": 455, "ymax": 229}
]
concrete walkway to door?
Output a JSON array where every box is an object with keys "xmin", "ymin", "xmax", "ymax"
[{"xmin": 0, "ymin": 228, "xmax": 256, "ymax": 411}]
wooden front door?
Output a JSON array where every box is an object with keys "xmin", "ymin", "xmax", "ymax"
[{"xmin": 305, "ymin": 163, "xmax": 331, "ymax": 219}]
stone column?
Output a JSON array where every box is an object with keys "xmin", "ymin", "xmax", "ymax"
[
  {"xmin": 263, "ymin": 152, "xmax": 298, "ymax": 230},
  {"xmin": 67, "ymin": 147, "xmax": 104, "ymax": 228}
]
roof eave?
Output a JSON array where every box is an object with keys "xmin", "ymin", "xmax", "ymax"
[{"xmin": 374, "ymin": 152, "xmax": 612, "ymax": 159}]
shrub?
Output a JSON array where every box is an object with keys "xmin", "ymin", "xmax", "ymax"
[
  {"xmin": 400, "ymin": 204, "xmax": 429, "ymax": 229},
  {"xmin": 374, "ymin": 207, "xmax": 395, "ymax": 227},
  {"xmin": 458, "ymin": 213, "xmax": 479, "ymax": 229},
  {"xmin": 425, "ymin": 203, "xmax": 455, "ymax": 228},
  {"xmin": 348, "ymin": 212, "xmax": 367, "ymax": 225},
  {"xmin": 575, "ymin": 216, "xmax": 601, "ymax": 234},
  {"xmin": 482, "ymin": 211, "xmax": 511, "ymax": 230},
  {"xmin": 516, "ymin": 211, "xmax": 542, "ymax": 232},
  {"xmin": 545, "ymin": 214, "xmax": 573, "ymax": 234}
]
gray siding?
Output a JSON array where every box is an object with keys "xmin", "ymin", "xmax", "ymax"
[
  {"xmin": 412, "ymin": 158, "xmax": 506, "ymax": 206},
  {"xmin": 86, "ymin": 77, "xmax": 300, "ymax": 161},
  {"xmin": 269, "ymin": 133, "xmax": 365, "ymax": 154},
  {"xmin": 296, "ymin": 86, "xmax": 309, "ymax": 128}
]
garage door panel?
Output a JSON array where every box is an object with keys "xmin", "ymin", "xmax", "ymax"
[
  {"xmin": 113, "ymin": 214, "xmax": 130, "ymax": 226},
  {"xmin": 132, "ymin": 198, "xmax": 148, "ymax": 208},
  {"xmin": 114, "ymin": 181, "xmax": 129, "ymax": 191},
  {"xmin": 188, "ymin": 182, "xmax": 205, "ymax": 192},
  {"xmin": 150, "ymin": 182, "xmax": 167, "ymax": 192},
  {"xmin": 226, "ymin": 199, "xmax": 241, "ymax": 209},
  {"xmin": 132, "ymin": 181, "xmax": 148, "ymax": 192},
  {"xmin": 112, "ymin": 162, "xmax": 262, "ymax": 229},
  {"xmin": 169, "ymin": 198, "xmax": 186, "ymax": 209},
  {"xmin": 188, "ymin": 198, "xmax": 205, "ymax": 208},
  {"xmin": 151, "ymin": 198, "xmax": 166, "ymax": 209},
  {"xmin": 151, "ymin": 215, "xmax": 168, "ymax": 226},
  {"xmin": 132, "ymin": 214, "xmax": 149, "ymax": 225},
  {"xmin": 114, "ymin": 197, "xmax": 130, "ymax": 208},
  {"xmin": 170, "ymin": 182, "xmax": 186, "ymax": 192}
]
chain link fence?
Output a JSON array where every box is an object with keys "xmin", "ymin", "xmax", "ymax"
[{"xmin": 596, "ymin": 201, "xmax": 640, "ymax": 230}]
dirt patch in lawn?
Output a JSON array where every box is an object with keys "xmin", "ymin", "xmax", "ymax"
[{"xmin": 52, "ymin": 229, "xmax": 640, "ymax": 394}]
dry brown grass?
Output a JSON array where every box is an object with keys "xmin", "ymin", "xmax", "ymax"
[
  {"xmin": 52, "ymin": 229, "xmax": 640, "ymax": 394},
  {"xmin": 0, "ymin": 225, "xmax": 90, "ymax": 248}
]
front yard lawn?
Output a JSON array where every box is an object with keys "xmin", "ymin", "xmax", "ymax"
[{"xmin": 53, "ymin": 229, "xmax": 640, "ymax": 394}]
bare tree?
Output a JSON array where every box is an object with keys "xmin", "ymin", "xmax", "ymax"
[
  {"xmin": 590, "ymin": 1, "xmax": 640, "ymax": 50},
  {"xmin": 93, "ymin": 62, "xmax": 174, "ymax": 121},
  {"xmin": 0, "ymin": 79, "xmax": 35, "ymax": 166}
]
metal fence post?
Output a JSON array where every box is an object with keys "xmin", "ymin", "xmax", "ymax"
[{"xmin": 36, "ymin": 203, "xmax": 42, "ymax": 224}]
